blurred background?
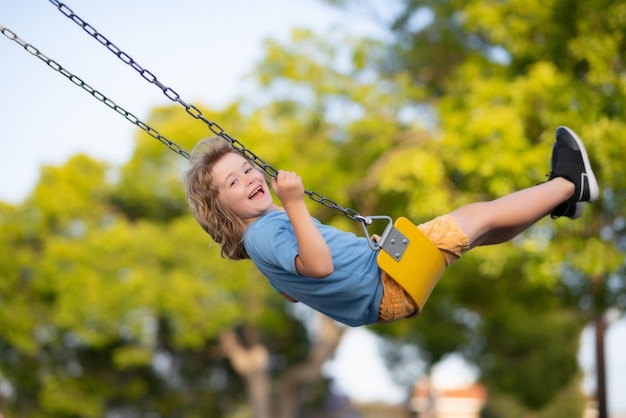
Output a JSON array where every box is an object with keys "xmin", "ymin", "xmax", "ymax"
[{"xmin": 1, "ymin": 1, "xmax": 625, "ymax": 417}]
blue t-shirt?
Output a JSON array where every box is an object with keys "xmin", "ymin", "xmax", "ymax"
[{"xmin": 243, "ymin": 210, "xmax": 384, "ymax": 326}]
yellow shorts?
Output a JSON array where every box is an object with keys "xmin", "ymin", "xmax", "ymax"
[{"xmin": 377, "ymin": 214, "xmax": 470, "ymax": 323}]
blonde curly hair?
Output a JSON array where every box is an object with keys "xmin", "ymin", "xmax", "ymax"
[{"xmin": 183, "ymin": 137, "xmax": 251, "ymax": 260}]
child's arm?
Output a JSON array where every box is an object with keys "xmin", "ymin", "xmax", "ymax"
[{"xmin": 272, "ymin": 170, "xmax": 334, "ymax": 278}]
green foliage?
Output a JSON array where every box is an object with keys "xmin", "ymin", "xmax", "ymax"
[
  {"xmin": 355, "ymin": 0, "xmax": 626, "ymax": 411},
  {"xmin": 0, "ymin": 104, "xmax": 309, "ymax": 415},
  {"xmin": 2, "ymin": 0, "xmax": 625, "ymax": 415},
  {"xmin": 481, "ymin": 375, "xmax": 587, "ymax": 418}
]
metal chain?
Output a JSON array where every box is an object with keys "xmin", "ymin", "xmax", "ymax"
[
  {"xmin": 6, "ymin": 2, "xmax": 370, "ymax": 224},
  {"xmin": 1, "ymin": 25, "xmax": 190, "ymax": 160},
  {"xmin": 47, "ymin": 1, "xmax": 370, "ymax": 224}
]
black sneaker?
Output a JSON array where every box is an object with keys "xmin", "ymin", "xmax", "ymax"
[
  {"xmin": 551, "ymin": 201, "xmax": 584, "ymax": 219},
  {"xmin": 549, "ymin": 126, "xmax": 599, "ymax": 203}
]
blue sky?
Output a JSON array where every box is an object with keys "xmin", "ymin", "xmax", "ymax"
[
  {"xmin": 0, "ymin": 0, "xmax": 406, "ymax": 403},
  {"xmin": 1, "ymin": 0, "xmax": 625, "ymax": 413},
  {"xmin": 0, "ymin": 0, "xmax": 389, "ymax": 203}
]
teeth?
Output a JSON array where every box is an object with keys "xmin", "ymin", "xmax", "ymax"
[{"xmin": 249, "ymin": 186, "xmax": 262, "ymax": 198}]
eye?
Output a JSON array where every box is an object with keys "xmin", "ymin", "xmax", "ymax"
[
  {"xmin": 229, "ymin": 178, "xmax": 238, "ymax": 187},
  {"xmin": 244, "ymin": 167, "xmax": 253, "ymax": 174}
]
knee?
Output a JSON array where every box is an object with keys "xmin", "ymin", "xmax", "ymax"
[
  {"xmin": 449, "ymin": 202, "xmax": 491, "ymax": 245},
  {"xmin": 450, "ymin": 202, "xmax": 488, "ymax": 224}
]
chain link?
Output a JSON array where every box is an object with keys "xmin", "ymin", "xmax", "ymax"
[
  {"xmin": 0, "ymin": 25, "xmax": 191, "ymax": 160},
  {"xmin": 5, "ymin": 3, "xmax": 368, "ymax": 223}
]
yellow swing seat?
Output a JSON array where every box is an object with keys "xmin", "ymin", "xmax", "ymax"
[{"xmin": 376, "ymin": 217, "xmax": 446, "ymax": 315}]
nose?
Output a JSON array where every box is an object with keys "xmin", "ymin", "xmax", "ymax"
[{"xmin": 246, "ymin": 171, "xmax": 256, "ymax": 185}]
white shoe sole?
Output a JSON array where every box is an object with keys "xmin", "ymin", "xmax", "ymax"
[{"xmin": 557, "ymin": 126, "xmax": 599, "ymax": 203}]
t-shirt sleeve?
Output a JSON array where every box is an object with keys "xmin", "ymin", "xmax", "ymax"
[{"xmin": 245, "ymin": 218, "xmax": 300, "ymax": 275}]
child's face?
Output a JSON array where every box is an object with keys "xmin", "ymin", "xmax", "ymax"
[{"xmin": 212, "ymin": 152, "xmax": 274, "ymax": 225}]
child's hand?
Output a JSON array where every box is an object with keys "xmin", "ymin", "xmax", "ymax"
[{"xmin": 272, "ymin": 170, "xmax": 304, "ymax": 206}]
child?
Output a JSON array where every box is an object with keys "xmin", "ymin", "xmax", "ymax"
[{"xmin": 183, "ymin": 126, "xmax": 598, "ymax": 327}]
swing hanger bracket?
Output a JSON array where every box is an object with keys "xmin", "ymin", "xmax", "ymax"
[{"xmin": 362, "ymin": 216, "xmax": 410, "ymax": 261}]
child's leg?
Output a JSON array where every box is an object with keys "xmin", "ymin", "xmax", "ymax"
[
  {"xmin": 452, "ymin": 125, "xmax": 599, "ymax": 248},
  {"xmin": 420, "ymin": 125, "xmax": 598, "ymax": 262},
  {"xmin": 450, "ymin": 177, "xmax": 574, "ymax": 248}
]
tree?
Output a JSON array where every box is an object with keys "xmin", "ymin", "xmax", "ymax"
[
  {"xmin": 0, "ymin": 26, "xmax": 411, "ymax": 414},
  {"xmin": 331, "ymin": 0, "xmax": 626, "ymax": 413},
  {"xmin": 3, "ymin": 1, "xmax": 625, "ymax": 415}
]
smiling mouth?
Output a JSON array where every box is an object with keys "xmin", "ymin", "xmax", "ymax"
[{"xmin": 249, "ymin": 186, "xmax": 264, "ymax": 199}]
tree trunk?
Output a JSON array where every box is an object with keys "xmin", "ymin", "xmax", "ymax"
[
  {"xmin": 591, "ymin": 271, "xmax": 607, "ymax": 418},
  {"xmin": 220, "ymin": 329, "xmax": 272, "ymax": 418},
  {"xmin": 277, "ymin": 315, "xmax": 345, "ymax": 418},
  {"xmin": 594, "ymin": 311, "xmax": 607, "ymax": 418},
  {"xmin": 220, "ymin": 315, "xmax": 345, "ymax": 418}
]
